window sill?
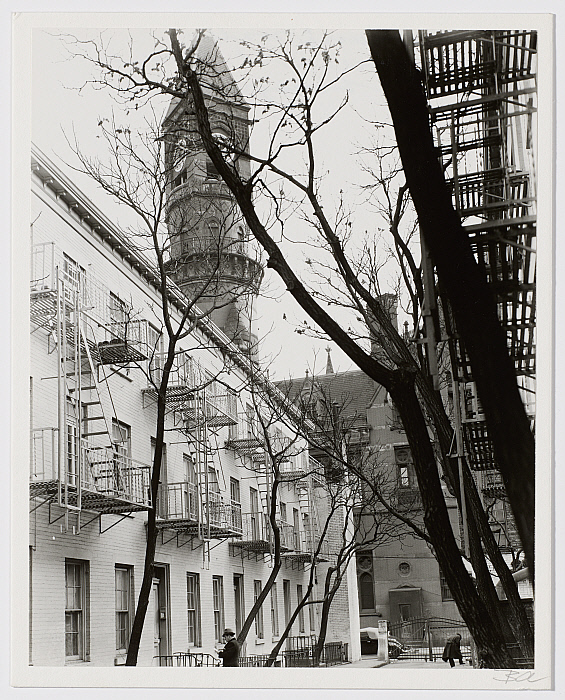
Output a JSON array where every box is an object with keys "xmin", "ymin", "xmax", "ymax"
[
  {"xmin": 255, "ymin": 639, "xmax": 265, "ymax": 645},
  {"xmin": 272, "ymin": 635, "xmax": 279, "ymax": 643},
  {"xmin": 65, "ymin": 659, "xmax": 91, "ymax": 666}
]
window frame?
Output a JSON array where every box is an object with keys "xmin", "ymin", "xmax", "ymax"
[
  {"xmin": 253, "ymin": 580, "xmax": 264, "ymax": 640},
  {"xmin": 357, "ymin": 550, "xmax": 376, "ymax": 612},
  {"xmin": 270, "ymin": 583, "xmax": 279, "ymax": 637},
  {"xmin": 65, "ymin": 559, "xmax": 89, "ymax": 662},
  {"xmin": 186, "ymin": 572, "xmax": 202, "ymax": 647},
  {"xmin": 212, "ymin": 575, "xmax": 225, "ymax": 644},
  {"xmin": 115, "ymin": 565, "xmax": 133, "ymax": 653},
  {"xmin": 297, "ymin": 584, "xmax": 306, "ymax": 634}
]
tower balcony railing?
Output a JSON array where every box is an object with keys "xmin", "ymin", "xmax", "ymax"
[
  {"xmin": 178, "ymin": 235, "xmax": 256, "ymax": 259},
  {"xmin": 30, "ymin": 428, "xmax": 152, "ymax": 510},
  {"xmin": 279, "ymin": 453, "xmax": 309, "ymax": 481},
  {"xmin": 167, "ymin": 177, "xmax": 232, "ymax": 209},
  {"xmin": 205, "ymin": 389, "xmax": 238, "ymax": 427}
]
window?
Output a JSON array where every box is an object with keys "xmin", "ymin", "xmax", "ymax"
[
  {"xmin": 183, "ymin": 454, "xmax": 198, "ymax": 520},
  {"xmin": 283, "ymin": 580, "xmax": 291, "ymax": 630},
  {"xmin": 230, "ymin": 477, "xmax": 241, "ymax": 504},
  {"xmin": 65, "ymin": 559, "xmax": 89, "ymax": 661},
  {"xmin": 212, "ymin": 576, "xmax": 225, "ymax": 644},
  {"xmin": 280, "ymin": 502, "xmax": 287, "ymax": 524},
  {"xmin": 297, "ymin": 585, "xmax": 305, "ymax": 633},
  {"xmin": 115, "ymin": 566, "xmax": 133, "ymax": 652},
  {"xmin": 65, "ymin": 398, "xmax": 78, "ymax": 487},
  {"xmin": 230, "ymin": 477, "xmax": 242, "ymax": 531},
  {"xmin": 186, "ymin": 573, "xmax": 202, "ymax": 646},
  {"xmin": 359, "ymin": 573, "xmax": 375, "ymax": 611},
  {"xmin": 147, "ymin": 324, "xmax": 164, "ymax": 383},
  {"xmin": 109, "ymin": 291, "xmax": 127, "ymax": 326},
  {"xmin": 293, "ymin": 508, "xmax": 300, "ymax": 551},
  {"xmin": 245, "ymin": 403, "xmax": 255, "ymax": 438},
  {"xmin": 439, "ymin": 569, "xmax": 453, "ymax": 601},
  {"xmin": 62, "ymin": 253, "xmax": 86, "ymax": 305},
  {"xmin": 270, "ymin": 583, "xmax": 279, "ymax": 637},
  {"xmin": 253, "ymin": 580, "xmax": 264, "ymax": 639},
  {"xmin": 208, "ymin": 467, "xmax": 220, "ymax": 494},
  {"xmin": 112, "ymin": 419, "xmax": 131, "ymax": 458},
  {"xmin": 206, "ymin": 158, "xmax": 220, "ymax": 180},
  {"xmin": 357, "ymin": 551, "xmax": 375, "ymax": 612},
  {"xmin": 399, "ymin": 604, "xmax": 412, "ymax": 622},
  {"xmin": 309, "ymin": 599, "xmax": 316, "ymax": 632},
  {"xmin": 236, "ymin": 226, "xmax": 245, "ymax": 253},
  {"xmin": 394, "ymin": 447, "xmax": 414, "ymax": 488},
  {"xmin": 250, "ymin": 487, "xmax": 260, "ymax": 540}
]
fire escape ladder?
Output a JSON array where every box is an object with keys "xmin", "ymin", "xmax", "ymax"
[
  {"xmin": 193, "ymin": 394, "xmax": 211, "ymax": 542},
  {"xmin": 76, "ymin": 318, "xmax": 115, "ymax": 445}
]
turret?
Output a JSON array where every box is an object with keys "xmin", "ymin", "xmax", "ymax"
[{"xmin": 162, "ymin": 34, "xmax": 263, "ymax": 355}]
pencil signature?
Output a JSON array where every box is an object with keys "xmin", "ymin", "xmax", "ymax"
[{"xmin": 494, "ymin": 670, "xmax": 547, "ymax": 684}]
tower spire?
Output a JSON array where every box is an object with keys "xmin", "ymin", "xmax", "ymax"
[{"xmin": 325, "ymin": 346, "xmax": 334, "ymax": 375}]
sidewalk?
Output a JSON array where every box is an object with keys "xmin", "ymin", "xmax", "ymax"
[{"xmin": 342, "ymin": 655, "xmax": 389, "ymax": 668}]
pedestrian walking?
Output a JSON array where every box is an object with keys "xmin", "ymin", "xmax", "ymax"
[
  {"xmin": 442, "ymin": 633, "xmax": 465, "ymax": 668},
  {"xmin": 218, "ymin": 628, "xmax": 241, "ymax": 667}
]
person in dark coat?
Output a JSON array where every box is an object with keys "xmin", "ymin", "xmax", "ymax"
[
  {"xmin": 218, "ymin": 628, "xmax": 241, "ymax": 667},
  {"xmin": 442, "ymin": 633, "xmax": 465, "ymax": 667}
]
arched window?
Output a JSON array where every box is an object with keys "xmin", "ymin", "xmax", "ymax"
[
  {"xmin": 206, "ymin": 220, "xmax": 220, "ymax": 245},
  {"xmin": 236, "ymin": 226, "xmax": 245, "ymax": 253},
  {"xmin": 357, "ymin": 551, "xmax": 375, "ymax": 611},
  {"xmin": 359, "ymin": 572, "xmax": 375, "ymax": 611}
]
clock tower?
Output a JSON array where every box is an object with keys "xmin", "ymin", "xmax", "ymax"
[{"xmin": 163, "ymin": 34, "xmax": 263, "ymax": 355}]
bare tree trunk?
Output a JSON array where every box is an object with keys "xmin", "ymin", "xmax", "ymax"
[
  {"xmin": 126, "ymin": 355, "xmax": 173, "ymax": 665},
  {"xmin": 169, "ymin": 31, "xmax": 518, "ymax": 665},
  {"xmin": 265, "ymin": 582, "xmax": 315, "ymax": 667},
  {"xmin": 313, "ymin": 568, "xmax": 342, "ymax": 667},
  {"xmin": 366, "ymin": 29, "xmax": 534, "ymax": 575},
  {"xmin": 389, "ymin": 370, "xmax": 514, "ymax": 668}
]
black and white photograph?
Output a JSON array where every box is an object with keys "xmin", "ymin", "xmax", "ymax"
[{"xmin": 9, "ymin": 7, "xmax": 557, "ymax": 694}]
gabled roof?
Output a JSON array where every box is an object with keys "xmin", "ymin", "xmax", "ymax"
[{"xmin": 277, "ymin": 369, "xmax": 386, "ymax": 426}]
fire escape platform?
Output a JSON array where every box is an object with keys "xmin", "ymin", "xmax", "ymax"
[
  {"xmin": 282, "ymin": 551, "xmax": 329, "ymax": 563},
  {"xmin": 224, "ymin": 437, "xmax": 266, "ymax": 455},
  {"xmin": 142, "ymin": 386, "xmax": 197, "ymax": 405},
  {"xmin": 155, "ymin": 519, "xmax": 243, "ymax": 539},
  {"xmin": 29, "ymin": 479, "xmax": 151, "ymax": 513}
]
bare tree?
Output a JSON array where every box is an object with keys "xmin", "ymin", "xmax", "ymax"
[
  {"xmin": 62, "ymin": 27, "xmax": 534, "ymax": 667},
  {"xmin": 68, "ymin": 118, "xmax": 261, "ymax": 665},
  {"xmin": 365, "ymin": 29, "xmax": 535, "ymax": 576}
]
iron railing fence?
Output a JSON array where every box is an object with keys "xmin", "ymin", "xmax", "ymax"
[
  {"xmin": 155, "ymin": 642, "xmax": 347, "ymax": 668},
  {"xmin": 239, "ymin": 642, "xmax": 347, "ymax": 668},
  {"xmin": 155, "ymin": 652, "xmax": 221, "ymax": 667},
  {"xmin": 388, "ymin": 617, "xmax": 471, "ymax": 663}
]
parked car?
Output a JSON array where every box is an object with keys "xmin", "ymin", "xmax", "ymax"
[{"xmin": 360, "ymin": 628, "xmax": 408, "ymax": 658}]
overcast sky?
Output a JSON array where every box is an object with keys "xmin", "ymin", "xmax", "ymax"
[
  {"xmin": 25, "ymin": 13, "xmax": 554, "ymax": 390},
  {"xmin": 31, "ymin": 24, "xmax": 402, "ymax": 380}
]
